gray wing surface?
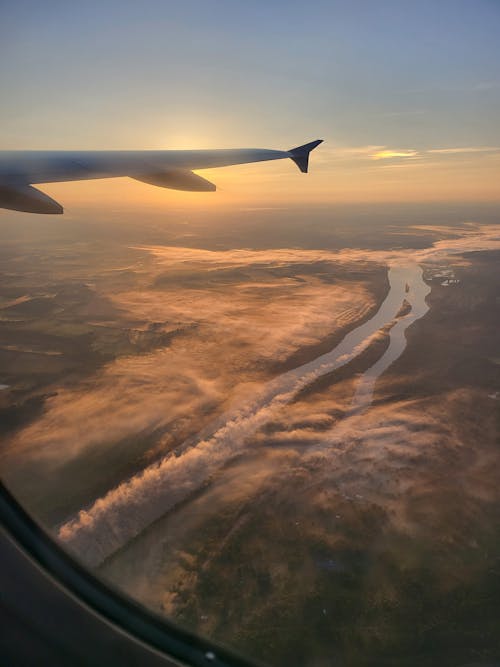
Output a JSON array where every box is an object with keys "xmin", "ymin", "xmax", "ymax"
[{"xmin": 0, "ymin": 139, "xmax": 322, "ymax": 214}]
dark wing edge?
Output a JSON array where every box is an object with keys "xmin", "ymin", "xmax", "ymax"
[
  {"xmin": 132, "ymin": 169, "xmax": 216, "ymax": 192},
  {"xmin": 0, "ymin": 183, "xmax": 63, "ymax": 214},
  {"xmin": 288, "ymin": 139, "xmax": 324, "ymax": 173}
]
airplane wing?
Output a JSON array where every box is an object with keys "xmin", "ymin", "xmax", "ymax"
[{"xmin": 0, "ymin": 139, "xmax": 323, "ymax": 214}]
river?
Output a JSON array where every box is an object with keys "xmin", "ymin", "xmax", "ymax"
[
  {"xmin": 59, "ymin": 259, "xmax": 431, "ymax": 566},
  {"xmin": 349, "ymin": 263, "xmax": 430, "ymax": 414}
]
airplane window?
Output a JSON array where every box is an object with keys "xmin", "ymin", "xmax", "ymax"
[{"xmin": 1, "ymin": 2, "xmax": 500, "ymax": 666}]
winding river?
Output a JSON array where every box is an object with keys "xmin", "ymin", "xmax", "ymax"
[
  {"xmin": 59, "ymin": 260, "xmax": 432, "ymax": 566},
  {"xmin": 267, "ymin": 262, "xmax": 429, "ymax": 403},
  {"xmin": 349, "ymin": 264, "xmax": 430, "ymax": 414}
]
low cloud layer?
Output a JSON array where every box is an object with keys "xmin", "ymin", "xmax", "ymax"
[
  {"xmin": 4, "ymin": 225, "xmax": 499, "ymax": 568},
  {"xmin": 57, "ymin": 226, "xmax": 500, "ymax": 564}
]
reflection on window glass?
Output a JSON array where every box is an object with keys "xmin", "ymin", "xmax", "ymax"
[{"xmin": 1, "ymin": 2, "xmax": 500, "ymax": 666}]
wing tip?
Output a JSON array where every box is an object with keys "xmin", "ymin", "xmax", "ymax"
[{"xmin": 288, "ymin": 139, "xmax": 324, "ymax": 173}]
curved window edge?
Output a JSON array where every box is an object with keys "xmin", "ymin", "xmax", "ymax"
[{"xmin": 0, "ymin": 482, "xmax": 262, "ymax": 667}]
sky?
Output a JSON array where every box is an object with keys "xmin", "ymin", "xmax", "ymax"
[{"xmin": 1, "ymin": 0, "xmax": 499, "ymax": 207}]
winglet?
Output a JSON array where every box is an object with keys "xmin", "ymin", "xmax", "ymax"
[{"xmin": 288, "ymin": 139, "xmax": 323, "ymax": 173}]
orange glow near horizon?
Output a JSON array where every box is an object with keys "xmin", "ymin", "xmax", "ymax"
[{"xmin": 40, "ymin": 148, "xmax": 500, "ymax": 213}]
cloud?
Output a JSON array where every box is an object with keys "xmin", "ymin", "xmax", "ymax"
[
  {"xmin": 371, "ymin": 149, "xmax": 420, "ymax": 160},
  {"xmin": 322, "ymin": 145, "xmax": 421, "ymax": 162},
  {"xmin": 3, "ymin": 244, "xmax": 384, "ymax": 529},
  {"xmin": 11, "ymin": 227, "xmax": 500, "ymax": 567},
  {"xmin": 57, "ymin": 320, "xmax": 388, "ymax": 565},
  {"xmin": 316, "ymin": 143, "xmax": 500, "ymax": 170},
  {"xmin": 103, "ymin": 381, "xmax": 500, "ymax": 615},
  {"xmin": 427, "ymin": 146, "xmax": 500, "ymax": 155}
]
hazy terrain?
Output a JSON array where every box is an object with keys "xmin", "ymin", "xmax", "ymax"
[{"xmin": 1, "ymin": 203, "xmax": 499, "ymax": 666}]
